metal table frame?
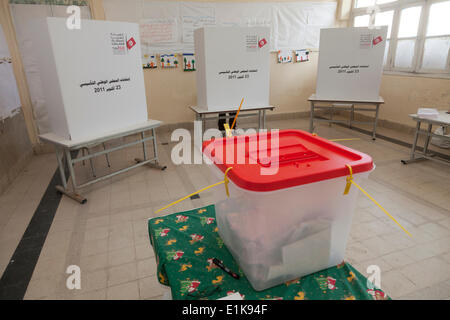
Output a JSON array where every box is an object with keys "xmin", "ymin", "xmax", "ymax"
[
  {"xmin": 189, "ymin": 105, "xmax": 275, "ymax": 138},
  {"xmin": 401, "ymin": 111, "xmax": 450, "ymax": 166},
  {"xmin": 39, "ymin": 120, "xmax": 167, "ymax": 204},
  {"xmin": 308, "ymin": 94, "xmax": 384, "ymax": 140}
]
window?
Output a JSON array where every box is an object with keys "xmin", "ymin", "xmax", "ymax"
[
  {"xmin": 395, "ymin": 6, "xmax": 422, "ymax": 69},
  {"xmin": 354, "ymin": 14, "xmax": 371, "ymax": 26},
  {"xmin": 374, "ymin": 10, "xmax": 395, "ymax": 64},
  {"xmin": 422, "ymin": 1, "xmax": 450, "ymax": 70},
  {"xmin": 355, "ymin": 0, "xmax": 397, "ymax": 8},
  {"xmin": 352, "ymin": 0, "xmax": 450, "ymax": 76}
]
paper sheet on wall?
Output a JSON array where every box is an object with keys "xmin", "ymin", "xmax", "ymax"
[
  {"xmin": 139, "ymin": 18, "xmax": 178, "ymax": 45},
  {"xmin": 142, "ymin": 46, "xmax": 157, "ymax": 69},
  {"xmin": 181, "ymin": 4, "xmax": 216, "ymax": 43},
  {"xmin": 277, "ymin": 50, "xmax": 292, "ymax": 63},
  {"xmin": 294, "ymin": 49, "xmax": 309, "ymax": 62},
  {"xmin": 103, "ymin": 0, "xmax": 337, "ymax": 52},
  {"xmin": 0, "ymin": 62, "xmax": 21, "ymax": 120},
  {"xmin": 0, "ymin": 24, "xmax": 21, "ymax": 120},
  {"xmin": 215, "ymin": 2, "xmax": 274, "ymax": 50},
  {"xmin": 273, "ymin": 2, "xmax": 336, "ymax": 50},
  {"xmin": 160, "ymin": 53, "xmax": 179, "ymax": 68}
]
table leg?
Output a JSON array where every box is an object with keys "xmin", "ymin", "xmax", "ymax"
[
  {"xmin": 147, "ymin": 128, "xmax": 166, "ymax": 170},
  {"xmin": 55, "ymin": 146, "xmax": 67, "ymax": 190},
  {"xmin": 263, "ymin": 110, "xmax": 267, "ymax": 129},
  {"xmin": 350, "ymin": 104, "xmax": 354, "ymax": 129},
  {"xmin": 65, "ymin": 149, "xmax": 78, "ymax": 191},
  {"xmin": 86, "ymin": 148, "xmax": 96, "ymax": 177},
  {"xmin": 103, "ymin": 143, "xmax": 111, "ymax": 167},
  {"xmin": 372, "ymin": 104, "xmax": 380, "ymax": 140},
  {"xmin": 257, "ymin": 110, "xmax": 261, "ymax": 131},
  {"xmin": 81, "ymin": 148, "xmax": 86, "ymax": 166},
  {"xmin": 135, "ymin": 128, "xmax": 167, "ymax": 171},
  {"xmin": 202, "ymin": 114, "xmax": 206, "ymax": 136},
  {"xmin": 195, "ymin": 113, "xmax": 203, "ymax": 143},
  {"xmin": 57, "ymin": 148, "xmax": 87, "ymax": 204},
  {"xmin": 152, "ymin": 128, "xmax": 158, "ymax": 161},
  {"xmin": 329, "ymin": 104, "xmax": 334, "ymax": 127},
  {"xmin": 141, "ymin": 131, "xmax": 148, "ymax": 161},
  {"xmin": 401, "ymin": 120, "xmax": 422, "ymax": 165},
  {"xmin": 411, "ymin": 121, "xmax": 421, "ymax": 159},
  {"xmin": 423, "ymin": 123, "xmax": 433, "ymax": 156},
  {"xmin": 309, "ymin": 101, "xmax": 315, "ymax": 133}
]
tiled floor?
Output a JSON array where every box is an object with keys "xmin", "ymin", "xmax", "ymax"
[{"xmin": 0, "ymin": 117, "xmax": 449, "ymax": 300}]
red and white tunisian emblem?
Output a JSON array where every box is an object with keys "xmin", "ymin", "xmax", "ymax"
[
  {"xmin": 258, "ymin": 38, "xmax": 267, "ymax": 48},
  {"xmin": 127, "ymin": 37, "xmax": 136, "ymax": 50},
  {"xmin": 372, "ymin": 36, "xmax": 383, "ymax": 46}
]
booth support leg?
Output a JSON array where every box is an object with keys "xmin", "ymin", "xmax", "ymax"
[
  {"xmin": 263, "ymin": 110, "xmax": 267, "ymax": 129},
  {"xmin": 401, "ymin": 121, "xmax": 422, "ymax": 164},
  {"xmin": 135, "ymin": 128, "xmax": 167, "ymax": 171},
  {"xmin": 55, "ymin": 148, "xmax": 87, "ymax": 204},
  {"xmin": 309, "ymin": 101, "xmax": 315, "ymax": 133},
  {"xmin": 55, "ymin": 146, "xmax": 67, "ymax": 190},
  {"xmin": 423, "ymin": 123, "xmax": 433, "ymax": 156},
  {"xmin": 372, "ymin": 104, "xmax": 380, "ymax": 140},
  {"xmin": 141, "ymin": 131, "xmax": 148, "ymax": 160}
]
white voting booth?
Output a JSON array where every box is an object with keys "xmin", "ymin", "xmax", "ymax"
[
  {"xmin": 316, "ymin": 27, "xmax": 388, "ymax": 101},
  {"xmin": 32, "ymin": 18, "xmax": 148, "ymax": 141},
  {"xmin": 309, "ymin": 27, "xmax": 388, "ymax": 140},
  {"xmin": 194, "ymin": 27, "xmax": 270, "ymax": 111},
  {"xmin": 34, "ymin": 18, "xmax": 165, "ymax": 204}
]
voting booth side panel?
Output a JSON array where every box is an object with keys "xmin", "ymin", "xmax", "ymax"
[
  {"xmin": 316, "ymin": 27, "xmax": 388, "ymax": 101},
  {"xmin": 30, "ymin": 18, "xmax": 70, "ymax": 139},
  {"xmin": 33, "ymin": 18, "xmax": 148, "ymax": 141},
  {"xmin": 195, "ymin": 27, "xmax": 270, "ymax": 111},
  {"xmin": 194, "ymin": 28, "xmax": 208, "ymax": 109}
]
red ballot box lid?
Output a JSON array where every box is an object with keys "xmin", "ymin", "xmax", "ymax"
[{"xmin": 202, "ymin": 129, "xmax": 373, "ymax": 192}]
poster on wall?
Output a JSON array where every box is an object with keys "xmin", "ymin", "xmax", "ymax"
[
  {"xmin": 316, "ymin": 27, "xmax": 388, "ymax": 101},
  {"xmin": 181, "ymin": 4, "xmax": 216, "ymax": 43},
  {"xmin": 103, "ymin": 1, "xmax": 337, "ymax": 53},
  {"xmin": 183, "ymin": 53, "xmax": 195, "ymax": 71},
  {"xmin": 273, "ymin": 2, "xmax": 337, "ymax": 50},
  {"xmin": 0, "ymin": 57, "xmax": 21, "ymax": 120},
  {"xmin": 0, "ymin": 25, "xmax": 21, "ymax": 120},
  {"xmin": 294, "ymin": 49, "xmax": 309, "ymax": 62},
  {"xmin": 160, "ymin": 53, "xmax": 179, "ymax": 68},
  {"xmin": 142, "ymin": 54, "xmax": 157, "ymax": 69},
  {"xmin": 277, "ymin": 50, "xmax": 292, "ymax": 63},
  {"xmin": 139, "ymin": 18, "xmax": 178, "ymax": 44}
]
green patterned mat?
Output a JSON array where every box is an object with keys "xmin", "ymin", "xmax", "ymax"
[{"xmin": 148, "ymin": 204, "xmax": 389, "ymax": 300}]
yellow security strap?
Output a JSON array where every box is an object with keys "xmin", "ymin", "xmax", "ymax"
[
  {"xmin": 230, "ymin": 98, "xmax": 244, "ymax": 130},
  {"xmin": 343, "ymin": 164, "xmax": 412, "ymax": 237},
  {"xmin": 343, "ymin": 164, "xmax": 353, "ymax": 195},
  {"xmin": 155, "ymin": 167, "xmax": 233, "ymax": 214},
  {"xmin": 223, "ymin": 167, "xmax": 233, "ymax": 197},
  {"xmin": 224, "ymin": 123, "xmax": 233, "ymax": 138}
]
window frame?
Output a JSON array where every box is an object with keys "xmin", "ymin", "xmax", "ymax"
[{"xmin": 351, "ymin": 0, "xmax": 450, "ymax": 78}]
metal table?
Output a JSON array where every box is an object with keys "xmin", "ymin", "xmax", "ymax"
[
  {"xmin": 308, "ymin": 94, "xmax": 384, "ymax": 140},
  {"xmin": 39, "ymin": 120, "xmax": 166, "ymax": 204},
  {"xmin": 401, "ymin": 111, "xmax": 450, "ymax": 166},
  {"xmin": 189, "ymin": 105, "xmax": 275, "ymax": 137}
]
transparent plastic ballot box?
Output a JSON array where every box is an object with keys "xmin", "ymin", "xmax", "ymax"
[{"xmin": 203, "ymin": 129, "xmax": 374, "ymax": 291}]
